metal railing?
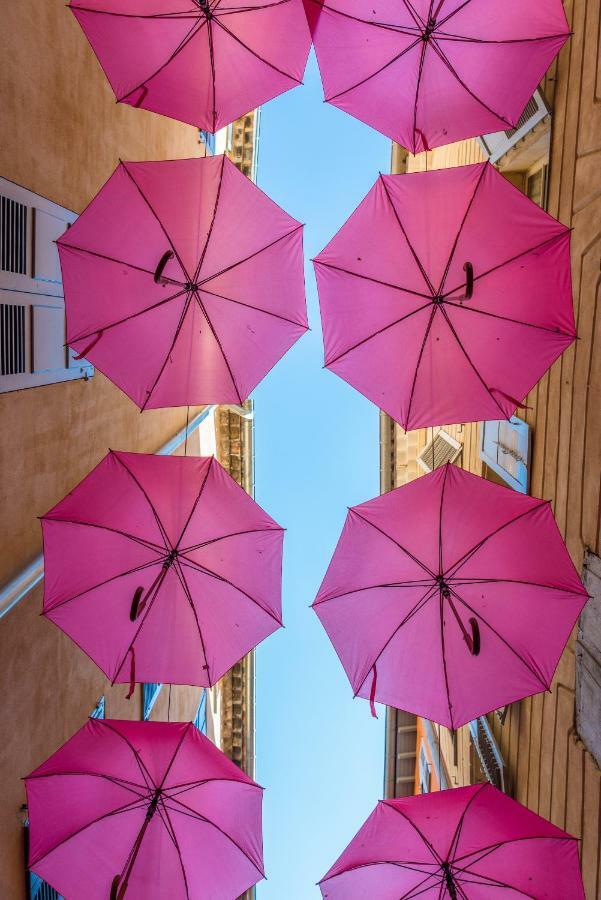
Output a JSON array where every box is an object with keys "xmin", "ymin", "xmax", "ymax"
[{"xmin": 469, "ymin": 715, "xmax": 505, "ymax": 791}]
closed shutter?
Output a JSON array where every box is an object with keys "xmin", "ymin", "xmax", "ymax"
[
  {"xmin": 417, "ymin": 430, "xmax": 462, "ymax": 473},
  {"xmin": 477, "ymin": 90, "xmax": 549, "ymax": 165},
  {"xmin": 0, "ymin": 177, "xmax": 93, "ymax": 392}
]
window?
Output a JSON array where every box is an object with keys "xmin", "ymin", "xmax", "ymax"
[
  {"xmin": 526, "ymin": 164, "xmax": 549, "ymax": 209},
  {"xmin": 477, "ymin": 90, "xmax": 549, "ymax": 165},
  {"xmin": 576, "ymin": 551, "xmax": 601, "ymax": 767},
  {"xmin": 142, "ymin": 683, "xmax": 162, "ymax": 720},
  {"xmin": 200, "ymin": 131, "xmax": 216, "ymax": 154},
  {"xmin": 418, "ymin": 744, "xmax": 431, "ymax": 794},
  {"xmin": 0, "ymin": 177, "xmax": 93, "ymax": 393},
  {"xmin": 193, "ymin": 690, "xmax": 207, "ymax": 734},
  {"xmin": 480, "ymin": 416, "xmax": 529, "ymax": 493},
  {"xmin": 417, "ymin": 430, "xmax": 462, "ymax": 473},
  {"xmin": 29, "ymin": 873, "xmax": 62, "ymax": 900},
  {"xmin": 469, "ymin": 716, "xmax": 505, "ymax": 791},
  {"xmin": 90, "ymin": 696, "xmax": 105, "ymax": 719}
]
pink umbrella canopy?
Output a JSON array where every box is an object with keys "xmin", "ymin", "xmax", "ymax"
[
  {"xmin": 41, "ymin": 452, "xmax": 284, "ymax": 688},
  {"xmin": 26, "ymin": 719, "xmax": 265, "ymax": 900},
  {"xmin": 58, "ymin": 155, "xmax": 307, "ymax": 409},
  {"xmin": 305, "ymin": 0, "xmax": 570, "ymax": 153},
  {"xmin": 313, "ymin": 463, "xmax": 588, "ymax": 729},
  {"xmin": 315, "ymin": 162, "xmax": 576, "ymax": 430},
  {"xmin": 69, "ymin": 0, "xmax": 311, "ymax": 132},
  {"xmin": 319, "ymin": 783, "xmax": 585, "ymax": 899}
]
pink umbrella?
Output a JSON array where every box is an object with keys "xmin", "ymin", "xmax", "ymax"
[
  {"xmin": 315, "ymin": 162, "xmax": 576, "ymax": 430},
  {"xmin": 58, "ymin": 155, "xmax": 307, "ymax": 409},
  {"xmin": 26, "ymin": 718, "xmax": 264, "ymax": 899},
  {"xmin": 69, "ymin": 0, "xmax": 311, "ymax": 132},
  {"xmin": 319, "ymin": 783, "xmax": 585, "ymax": 899},
  {"xmin": 305, "ymin": 0, "xmax": 570, "ymax": 153},
  {"xmin": 313, "ymin": 463, "xmax": 588, "ymax": 729},
  {"xmin": 41, "ymin": 452, "xmax": 284, "ymax": 689}
]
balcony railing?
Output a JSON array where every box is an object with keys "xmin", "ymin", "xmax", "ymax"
[{"xmin": 469, "ymin": 715, "xmax": 505, "ymax": 792}]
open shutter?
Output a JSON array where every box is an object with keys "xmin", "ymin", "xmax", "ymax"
[
  {"xmin": 480, "ymin": 416, "xmax": 529, "ymax": 493},
  {"xmin": 477, "ymin": 91, "xmax": 549, "ymax": 165},
  {"xmin": 417, "ymin": 430, "xmax": 462, "ymax": 473}
]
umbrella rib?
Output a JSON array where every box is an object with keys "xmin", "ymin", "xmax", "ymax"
[
  {"xmin": 163, "ymin": 795, "xmax": 265, "ymax": 877},
  {"xmin": 411, "ymin": 39, "xmax": 429, "ymax": 154},
  {"xmin": 165, "ymin": 775, "xmax": 260, "ymax": 798},
  {"xmin": 400, "ymin": 0, "xmax": 426, "ymax": 30},
  {"xmin": 117, "ymin": 18, "xmax": 206, "ymax": 112},
  {"xmin": 59, "ymin": 243, "xmax": 184, "ymax": 285},
  {"xmin": 313, "ymin": 579, "xmax": 436, "ymax": 607},
  {"xmin": 379, "ymin": 175, "xmax": 436, "ymax": 296},
  {"xmin": 450, "ymin": 576, "xmax": 586, "ymax": 596},
  {"xmin": 401, "ymin": 874, "xmax": 447, "ymax": 900},
  {"xmin": 192, "ymin": 291, "xmax": 244, "ymax": 403},
  {"xmin": 43, "ymin": 558, "xmax": 165, "ymax": 615},
  {"xmin": 434, "ymin": 31, "xmax": 571, "ymax": 46},
  {"xmin": 180, "ymin": 524, "xmax": 284, "ymax": 555},
  {"xmin": 174, "ymin": 457, "xmax": 214, "ymax": 550},
  {"xmin": 140, "ymin": 292, "xmax": 196, "ymax": 412},
  {"xmin": 68, "ymin": 5, "xmax": 203, "ymax": 20},
  {"xmin": 326, "ymin": 301, "xmax": 433, "ymax": 368},
  {"xmin": 326, "ymin": 35, "xmax": 424, "ymax": 104},
  {"xmin": 25, "ymin": 770, "xmax": 149, "ymax": 800},
  {"xmin": 157, "ymin": 801, "xmax": 192, "ymax": 900},
  {"xmin": 437, "ymin": 163, "xmax": 487, "ymax": 296},
  {"xmin": 445, "ymin": 781, "xmax": 488, "ymax": 863},
  {"xmin": 215, "ymin": 0, "xmax": 297, "ymax": 14},
  {"xmin": 206, "ymin": 16, "xmax": 218, "ymax": 133},
  {"xmin": 442, "ymin": 231, "xmax": 568, "ymax": 299},
  {"xmin": 120, "ymin": 163, "xmax": 192, "ymax": 281},
  {"xmin": 383, "ymin": 801, "xmax": 445, "ymax": 865},
  {"xmin": 171, "ymin": 560, "xmax": 213, "ymax": 686},
  {"xmin": 429, "ymin": 39, "xmax": 513, "ymax": 128},
  {"xmin": 445, "ymin": 501, "xmax": 549, "ymax": 579},
  {"xmin": 160, "ymin": 722, "xmax": 193, "ymax": 790},
  {"xmin": 432, "ymin": 0, "xmax": 473, "ymax": 30},
  {"xmin": 30, "ymin": 797, "xmax": 152, "ymax": 869},
  {"xmin": 41, "ymin": 516, "xmax": 166, "ymax": 554},
  {"xmin": 438, "ymin": 462, "xmax": 451, "ymax": 574},
  {"xmin": 443, "ymin": 298, "xmax": 576, "ymax": 339},
  {"xmin": 305, "ymin": 0, "xmax": 422, "ymax": 35},
  {"xmin": 198, "ymin": 223, "xmax": 303, "ymax": 287},
  {"xmin": 404, "ymin": 305, "xmax": 438, "ymax": 430},
  {"xmin": 448, "ymin": 585, "xmax": 550, "ymax": 691},
  {"xmin": 69, "ymin": 288, "xmax": 189, "ymax": 345},
  {"xmin": 177, "ymin": 554, "xmax": 283, "ymax": 625},
  {"xmin": 211, "ymin": 15, "xmax": 303, "ymax": 84},
  {"xmin": 354, "ymin": 585, "xmax": 439, "ymax": 695},
  {"xmin": 193, "ymin": 154, "xmax": 226, "ymax": 284},
  {"xmin": 453, "ymin": 869, "xmax": 539, "ymax": 898},
  {"xmin": 111, "ymin": 453, "xmax": 173, "ymax": 550},
  {"xmin": 314, "ymin": 261, "xmax": 433, "ymax": 301},
  {"xmin": 437, "ymin": 304, "xmax": 509, "ymax": 419},
  {"xmin": 453, "ymin": 833, "xmax": 579, "ymax": 866},
  {"xmin": 350, "ymin": 509, "xmax": 437, "ymax": 578},
  {"xmin": 319, "ymin": 861, "xmax": 442, "ymax": 890},
  {"xmin": 439, "ymin": 590, "xmax": 455, "ymax": 728},
  {"xmin": 97, "ymin": 722, "xmax": 156, "ymax": 793},
  {"xmin": 199, "ymin": 286, "xmax": 306, "ymax": 327}
]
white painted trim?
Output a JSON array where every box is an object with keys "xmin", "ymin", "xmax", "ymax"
[{"xmin": 0, "ymin": 404, "xmax": 252, "ymax": 618}]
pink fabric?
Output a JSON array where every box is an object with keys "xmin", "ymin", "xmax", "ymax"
[
  {"xmin": 305, "ymin": 0, "xmax": 569, "ymax": 152},
  {"xmin": 69, "ymin": 0, "xmax": 311, "ymax": 131},
  {"xmin": 313, "ymin": 463, "xmax": 588, "ymax": 729},
  {"xmin": 315, "ymin": 162, "xmax": 576, "ymax": 430},
  {"xmin": 58, "ymin": 155, "xmax": 308, "ymax": 409},
  {"xmin": 41, "ymin": 452, "xmax": 284, "ymax": 686},
  {"xmin": 25, "ymin": 719, "xmax": 264, "ymax": 900},
  {"xmin": 319, "ymin": 784, "xmax": 585, "ymax": 899}
]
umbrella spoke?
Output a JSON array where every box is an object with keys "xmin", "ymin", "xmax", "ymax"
[
  {"xmin": 313, "ymin": 578, "xmax": 437, "ymax": 607},
  {"xmin": 192, "ymin": 291, "xmax": 244, "ymax": 403},
  {"xmin": 140, "ymin": 292, "xmax": 196, "ymax": 412},
  {"xmin": 443, "ymin": 297, "xmax": 576, "ymax": 338},
  {"xmin": 450, "ymin": 576, "xmax": 586, "ymax": 596},
  {"xmin": 25, "ymin": 770, "xmax": 149, "ymax": 800},
  {"xmin": 193, "ymin": 155, "xmax": 226, "ymax": 284},
  {"xmin": 453, "ymin": 833, "xmax": 579, "ymax": 866},
  {"xmin": 305, "ymin": 0, "xmax": 422, "ymax": 35},
  {"xmin": 157, "ymin": 801, "xmax": 192, "ymax": 900},
  {"xmin": 179, "ymin": 524, "xmax": 283, "ymax": 555},
  {"xmin": 445, "ymin": 781, "xmax": 488, "ymax": 863},
  {"xmin": 350, "ymin": 509, "xmax": 437, "ymax": 579},
  {"xmin": 176, "ymin": 554, "xmax": 283, "ymax": 626},
  {"xmin": 199, "ymin": 222, "xmax": 303, "ymax": 286},
  {"xmin": 98, "ymin": 721, "xmax": 156, "ymax": 792},
  {"xmin": 43, "ymin": 557, "xmax": 166, "ymax": 616},
  {"xmin": 112, "ymin": 454, "xmax": 173, "ymax": 551},
  {"xmin": 212, "ymin": 15, "xmax": 303, "ymax": 84},
  {"xmin": 199, "ymin": 285, "xmax": 306, "ymax": 326},
  {"xmin": 384, "ymin": 802, "xmax": 444, "ymax": 866},
  {"xmin": 164, "ymin": 774, "xmax": 260, "ymax": 799},
  {"xmin": 405, "ymin": 305, "xmax": 438, "ymax": 429},
  {"xmin": 215, "ymin": 0, "xmax": 297, "ymax": 15},
  {"xmin": 70, "ymin": 287, "xmax": 189, "ymax": 345},
  {"xmin": 174, "ymin": 457, "xmax": 214, "ymax": 550},
  {"xmin": 313, "ymin": 260, "xmax": 433, "ymax": 301},
  {"xmin": 437, "ymin": 164, "xmax": 487, "ymax": 297},
  {"xmin": 59, "ymin": 243, "xmax": 183, "ymax": 286},
  {"xmin": 379, "ymin": 175, "xmax": 436, "ymax": 297},
  {"xmin": 326, "ymin": 301, "xmax": 433, "ymax": 368},
  {"xmin": 42, "ymin": 516, "xmax": 166, "ymax": 555},
  {"xmin": 171, "ymin": 560, "xmax": 212, "ymax": 685},
  {"xmin": 411, "ymin": 39, "xmax": 429, "ymax": 153},
  {"xmin": 326, "ymin": 35, "xmax": 424, "ymax": 104}
]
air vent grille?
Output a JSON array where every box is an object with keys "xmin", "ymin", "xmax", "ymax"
[
  {"xmin": 417, "ymin": 430, "xmax": 462, "ymax": 473},
  {"xmin": 504, "ymin": 96, "xmax": 540, "ymax": 139}
]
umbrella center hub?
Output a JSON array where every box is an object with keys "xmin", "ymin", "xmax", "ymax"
[
  {"xmin": 147, "ymin": 788, "xmax": 163, "ymax": 819},
  {"xmin": 196, "ymin": 0, "xmax": 213, "ymax": 17},
  {"xmin": 185, "ymin": 282, "xmax": 199, "ymax": 292},
  {"xmin": 423, "ymin": 18, "xmax": 436, "ymax": 40},
  {"xmin": 436, "ymin": 575, "xmax": 451, "ymax": 597},
  {"xmin": 441, "ymin": 862, "xmax": 458, "ymax": 898},
  {"xmin": 432, "ymin": 294, "xmax": 444, "ymax": 305},
  {"xmin": 165, "ymin": 550, "xmax": 179, "ymax": 568}
]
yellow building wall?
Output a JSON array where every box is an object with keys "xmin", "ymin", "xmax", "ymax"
[{"xmin": 384, "ymin": 1, "xmax": 601, "ymax": 895}]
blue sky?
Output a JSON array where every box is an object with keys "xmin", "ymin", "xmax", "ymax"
[{"xmin": 251, "ymin": 52, "xmax": 390, "ymax": 898}]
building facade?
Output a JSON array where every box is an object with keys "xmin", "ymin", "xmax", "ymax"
[
  {"xmin": 0, "ymin": 3, "xmax": 259, "ymax": 898},
  {"xmin": 382, "ymin": 2, "xmax": 601, "ymax": 896}
]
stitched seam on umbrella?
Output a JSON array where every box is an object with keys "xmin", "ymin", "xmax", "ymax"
[
  {"xmin": 111, "ymin": 566, "xmax": 174, "ymax": 684},
  {"xmin": 171, "ymin": 559, "xmax": 213, "ymax": 685},
  {"xmin": 445, "ymin": 501, "xmax": 549, "ymax": 578},
  {"xmin": 314, "ymin": 260, "xmax": 433, "ymax": 300},
  {"xmin": 120, "ymin": 163, "xmax": 191, "ymax": 281},
  {"xmin": 199, "ymin": 285, "xmax": 306, "ymax": 326},
  {"xmin": 318, "ymin": 861, "xmax": 442, "ymax": 888},
  {"xmin": 433, "ymin": 31, "xmax": 570, "ymax": 45},
  {"xmin": 313, "ymin": 579, "xmax": 436, "ymax": 607},
  {"xmin": 192, "ymin": 290, "xmax": 244, "ymax": 403},
  {"xmin": 165, "ymin": 775, "xmax": 259, "ymax": 797},
  {"xmin": 164, "ymin": 794, "xmax": 265, "ymax": 876},
  {"xmin": 111, "ymin": 453, "xmax": 173, "ymax": 549},
  {"xmin": 41, "ymin": 516, "xmax": 166, "ymax": 554},
  {"xmin": 453, "ymin": 833, "xmax": 580, "ymax": 866},
  {"xmin": 69, "ymin": 4, "xmax": 206, "ymax": 20},
  {"xmin": 176, "ymin": 554, "xmax": 283, "ymax": 625},
  {"xmin": 438, "ymin": 590, "xmax": 455, "ymax": 727},
  {"xmin": 98, "ymin": 721, "xmax": 156, "ymax": 790},
  {"xmin": 436, "ymin": 304, "xmax": 508, "ymax": 420},
  {"xmin": 58, "ymin": 243, "xmax": 184, "ymax": 285},
  {"xmin": 70, "ymin": 288, "xmax": 189, "ymax": 344},
  {"xmin": 437, "ymin": 163, "xmax": 487, "ymax": 296},
  {"xmin": 379, "ymin": 176, "xmax": 436, "ymax": 295},
  {"xmin": 449, "ymin": 577, "xmax": 586, "ymax": 597},
  {"xmin": 325, "ymin": 35, "xmax": 424, "ymax": 103},
  {"xmin": 443, "ymin": 299, "xmax": 576, "ymax": 339},
  {"xmin": 25, "ymin": 771, "xmax": 149, "ymax": 800},
  {"xmin": 411, "ymin": 38, "xmax": 429, "ymax": 154},
  {"xmin": 428, "ymin": 39, "xmax": 513, "ymax": 128},
  {"xmin": 404, "ymin": 304, "xmax": 438, "ymax": 430},
  {"xmin": 212, "ymin": 15, "xmax": 302, "ymax": 84},
  {"xmin": 117, "ymin": 18, "xmax": 206, "ymax": 106},
  {"xmin": 325, "ymin": 301, "xmax": 432, "ymax": 368},
  {"xmin": 43, "ymin": 558, "xmax": 165, "ymax": 616},
  {"xmin": 141, "ymin": 292, "xmax": 196, "ymax": 411},
  {"xmin": 157, "ymin": 802, "xmax": 192, "ymax": 900},
  {"xmin": 199, "ymin": 223, "xmax": 303, "ymax": 286},
  {"xmin": 452, "ymin": 868, "xmax": 539, "ymax": 898},
  {"xmin": 304, "ymin": 0, "xmax": 423, "ymax": 34},
  {"xmin": 447, "ymin": 585, "xmax": 549, "ymax": 690},
  {"xmin": 442, "ymin": 231, "xmax": 569, "ymax": 299},
  {"xmin": 445, "ymin": 782, "xmax": 489, "ymax": 863},
  {"xmin": 193, "ymin": 155, "xmax": 226, "ymax": 283},
  {"xmin": 438, "ymin": 462, "xmax": 451, "ymax": 574},
  {"xmin": 350, "ymin": 509, "xmax": 437, "ymax": 578},
  {"xmin": 173, "ymin": 457, "xmax": 214, "ymax": 549},
  {"xmin": 383, "ymin": 801, "xmax": 444, "ymax": 865},
  {"xmin": 353, "ymin": 584, "xmax": 439, "ymax": 695}
]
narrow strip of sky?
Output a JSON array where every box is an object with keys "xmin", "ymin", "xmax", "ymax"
[{"xmin": 252, "ymin": 51, "xmax": 390, "ymax": 898}]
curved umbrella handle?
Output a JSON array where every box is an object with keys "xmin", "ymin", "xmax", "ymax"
[
  {"xmin": 463, "ymin": 261, "xmax": 474, "ymax": 300},
  {"xmin": 468, "ymin": 617, "xmax": 480, "ymax": 656},
  {"xmin": 110, "ymin": 875, "xmax": 121, "ymax": 900},
  {"xmin": 130, "ymin": 586, "xmax": 144, "ymax": 622},
  {"xmin": 154, "ymin": 250, "xmax": 174, "ymax": 284}
]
